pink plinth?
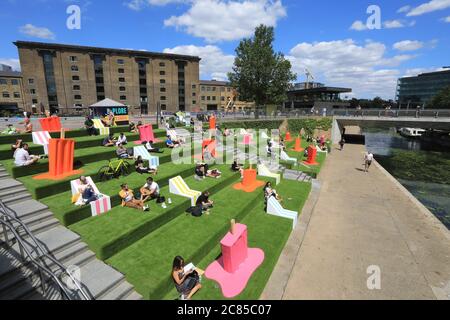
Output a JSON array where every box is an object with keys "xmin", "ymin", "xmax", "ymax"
[
  {"xmin": 205, "ymin": 224, "xmax": 265, "ymax": 298},
  {"xmin": 243, "ymin": 134, "xmax": 252, "ymax": 145},
  {"xmin": 134, "ymin": 124, "xmax": 161, "ymax": 144}
]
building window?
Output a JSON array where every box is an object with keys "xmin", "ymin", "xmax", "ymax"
[
  {"xmin": 192, "ymin": 92, "xmax": 196, "ymax": 97},
  {"xmin": 73, "ymin": 85, "xmax": 80, "ymax": 91},
  {"xmin": 221, "ymin": 96, "xmax": 225, "ymax": 101},
  {"xmin": 160, "ymin": 79, "xmax": 166, "ymax": 84},
  {"xmin": 2, "ymin": 92, "xmax": 10, "ymax": 98},
  {"xmin": 74, "ymin": 95, "xmax": 82, "ymax": 100},
  {"xmin": 0, "ymin": 79, "xmax": 7, "ymax": 85},
  {"xmin": 97, "ymin": 86, "xmax": 105, "ymax": 93},
  {"xmin": 119, "ymin": 77, "xmax": 125, "ymax": 83},
  {"xmin": 212, "ymin": 96, "xmax": 216, "ymax": 101},
  {"xmin": 117, "ymin": 59, "xmax": 125, "ymax": 65},
  {"xmin": 207, "ymin": 96, "xmax": 211, "ymax": 101},
  {"xmin": 14, "ymin": 92, "xmax": 20, "ymax": 98},
  {"xmin": 227, "ymin": 88, "xmax": 231, "ymax": 92},
  {"xmin": 69, "ymin": 56, "xmax": 78, "ymax": 62},
  {"xmin": 11, "ymin": 79, "xmax": 19, "ymax": 85},
  {"xmin": 160, "ymin": 71, "xmax": 165, "ymax": 76},
  {"xmin": 120, "ymin": 95, "xmax": 127, "ymax": 101},
  {"xmin": 207, "ymin": 87, "xmax": 211, "ymax": 92},
  {"xmin": 201, "ymin": 96, "xmax": 205, "ymax": 101},
  {"xmin": 221, "ymin": 87, "xmax": 225, "ymax": 92},
  {"xmin": 192, "ymin": 84, "xmax": 197, "ymax": 89},
  {"xmin": 71, "ymin": 65, "xmax": 79, "ymax": 72},
  {"xmin": 161, "ymin": 104, "xmax": 167, "ymax": 110},
  {"xmin": 212, "ymin": 87, "xmax": 216, "ymax": 92},
  {"xmin": 161, "ymin": 96, "xmax": 167, "ymax": 101},
  {"xmin": 118, "ymin": 68, "xmax": 125, "ymax": 74},
  {"xmin": 28, "ymin": 79, "xmax": 34, "ymax": 85},
  {"xmin": 201, "ymin": 86, "xmax": 205, "ymax": 91},
  {"xmin": 32, "ymin": 99, "xmax": 38, "ymax": 104},
  {"xmin": 159, "ymin": 62, "xmax": 166, "ymax": 67},
  {"xmin": 119, "ymin": 86, "xmax": 126, "ymax": 92},
  {"xmin": 30, "ymin": 89, "xmax": 36, "ymax": 95},
  {"xmin": 160, "ymin": 87, "xmax": 166, "ymax": 92},
  {"xmin": 192, "ymin": 100, "xmax": 196, "ymax": 105},
  {"xmin": 72, "ymin": 75, "xmax": 80, "ymax": 81}
]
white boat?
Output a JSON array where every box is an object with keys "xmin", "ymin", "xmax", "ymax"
[{"xmin": 398, "ymin": 127, "xmax": 426, "ymax": 138}]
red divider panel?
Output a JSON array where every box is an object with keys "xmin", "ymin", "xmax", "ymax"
[
  {"xmin": 303, "ymin": 145, "xmax": 319, "ymax": 166},
  {"xmin": 39, "ymin": 116, "xmax": 62, "ymax": 133},
  {"xmin": 233, "ymin": 169, "xmax": 265, "ymax": 193},
  {"xmin": 209, "ymin": 116, "xmax": 216, "ymax": 130},
  {"xmin": 292, "ymin": 137, "xmax": 304, "ymax": 152},
  {"xmin": 285, "ymin": 132, "xmax": 292, "ymax": 142},
  {"xmin": 134, "ymin": 124, "xmax": 160, "ymax": 144}
]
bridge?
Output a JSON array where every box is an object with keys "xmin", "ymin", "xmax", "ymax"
[{"xmin": 331, "ymin": 112, "xmax": 450, "ymax": 144}]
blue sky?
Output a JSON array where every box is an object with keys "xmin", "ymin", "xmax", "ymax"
[{"xmin": 1, "ymin": 0, "xmax": 449, "ymax": 99}]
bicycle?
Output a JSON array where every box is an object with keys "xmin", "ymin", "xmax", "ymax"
[{"xmin": 98, "ymin": 158, "xmax": 132, "ymax": 181}]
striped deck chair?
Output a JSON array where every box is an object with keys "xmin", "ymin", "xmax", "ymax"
[
  {"xmin": 32, "ymin": 131, "xmax": 51, "ymax": 155},
  {"xmin": 169, "ymin": 176, "xmax": 201, "ymax": 207},
  {"xmin": 92, "ymin": 119, "xmax": 110, "ymax": 136},
  {"xmin": 70, "ymin": 176, "xmax": 111, "ymax": 217},
  {"xmin": 257, "ymin": 164, "xmax": 281, "ymax": 185},
  {"xmin": 133, "ymin": 146, "xmax": 160, "ymax": 168},
  {"xmin": 280, "ymin": 150, "xmax": 297, "ymax": 164}
]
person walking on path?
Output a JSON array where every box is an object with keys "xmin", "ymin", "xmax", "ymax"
[
  {"xmin": 364, "ymin": 151, "xmax": 374, "ymax": 173},
  {"xmin": 339, "ymin": 138, "xmax": 345, "ymax": 151}
]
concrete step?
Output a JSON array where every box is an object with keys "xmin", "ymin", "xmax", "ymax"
[
  {"xmin": 5, "ymin": 200, "xmax": 49, "ymax": 220},
  {"xmin": 0, "ymin": 178, "xmax": 21, "ymax": 192},
  {"xmin": 13, "ymin": 211, "xmax": 55, "ymax": 229},
  {"xmin": 98, "ymin": 280, "xmax": 134, "ymax": 300},
  {"xmin": 77, "ymin": 259, "xmax": 126, "ymax": 299},
  {"xmin": 0, "ymin": 172, "xmax": 10, "ymax": 180},
  {"xmin": 125, "ymin": 291, "xmax": 144, "ymax": 300},
  {"xmin": 1, "ymin": 192, "xmax": 32, "ymax": 206},
  {"xmin": 0, "ymin": 185, "xmax": 30, "ymax": 200},
  {"xmin": 2, "ymin": 217, "xmax": 60, "ymax": 242}
]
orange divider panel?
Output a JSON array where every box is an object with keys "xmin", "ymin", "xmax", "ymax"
[
  {"xmin": 209, "ymin": 116, "xmax": 216, "ymax": 130},
  {"xmin": 292, "ymin": 137, "xmax": 304, "ymax": 152},
  {"xmin": 303, "ymin": 146, "xmax": 319, "ymax": 166},
  {"xmin": 134, "ymin": 124, "xmax": 160, "ymax": 144},
  {"xmin": 233, "ymin": 169, "xmax": 265, "ymax": 193},
  {"xmin": 33, "ymin": 138, "xmax": 83, "ymax": 181},
  {"xmin": 285, "ymin": 132, "xmax": 292, "ymax": 142},
  {"xmin": 39, "ymin": 116, "xmax": 62, "ymax": 133}
]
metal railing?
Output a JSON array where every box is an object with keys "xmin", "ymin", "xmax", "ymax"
[{"xmin": 0, "ymin": 200, "xmax": 91, "ymax": 300}]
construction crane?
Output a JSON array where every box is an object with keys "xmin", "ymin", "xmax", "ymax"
[{"xmin": 305, "ymin": 67, "xmax": 315, "ymax": 89}]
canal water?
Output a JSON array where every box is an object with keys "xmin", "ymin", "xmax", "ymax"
[{"xmin": 362, "ymin": 128, "xmax": 450, "ymax": 229}]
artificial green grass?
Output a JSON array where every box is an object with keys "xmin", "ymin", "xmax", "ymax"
[{"xmin": 69, "ymin": 165, "xmax": 240, "ymax": 260}]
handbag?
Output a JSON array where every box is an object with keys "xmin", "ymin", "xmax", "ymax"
[{"xmin": 156, "ymin": 196, "xmax": 166, "ymax": 204}]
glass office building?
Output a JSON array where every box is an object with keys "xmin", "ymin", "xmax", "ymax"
[{"xmin": 396, "ymin": 69, "xmax": 450, "ymax": 108}]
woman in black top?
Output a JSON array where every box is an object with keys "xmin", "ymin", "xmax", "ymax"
[
  {"xmin": 172, "ymin": 256, "xmax": 201, "ymax": 300},
  {"xmin": 135, "ymin": 156, "xmax": 157, "ymax": 175}
]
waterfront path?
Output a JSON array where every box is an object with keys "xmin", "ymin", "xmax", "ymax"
[{"xmin": 279, "ymin": 143, "xmax": 450, "ymax": 300}]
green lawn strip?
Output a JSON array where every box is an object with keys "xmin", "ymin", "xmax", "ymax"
[
  {"xmin": 40, "ymin": 161, "xmax": 195, "ymax": 226},
  {"xmin": 69, "ymin": 164, "xmax": 239, "ymax": 260},
  {"xmin": 1, "ymin": 138, "xmax": 169, "ymax": 179},
  {"xmin": 106, "ymin": 180, "xmax": 265, "ymax": 299},
  {"xmin": 163, "ymin": 180, "xmax": 312, "ymax": 300},
  {"xmin": 15, "ymin": 147, "xmax": 174, "ymax": 199}
]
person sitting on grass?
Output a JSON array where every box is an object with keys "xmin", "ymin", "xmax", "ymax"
[
  {"xmin": 2, "ymin": 124, "xmax": 18, "ymax": 135},
  {"xmin": 102, "ymin": 133, "xmax": 116, "ymax": 147},
  {"xmin": 129, "ymin": 122, "xmax": 138, "ymax": 133},
  {"xmin": 196, "ymin": 191, "xmax": 214, "ymax": 213},
  {"xmin": 116, "ymin": 133, "xmax": 128, "ymax": 146},
  {"xmin": 119, "ymin": 184, "xmax": 149, "ymax": 211},
  {"xmin": 116, "ymin": 144, "xmax": 133, "ymax": 159},
  {"xmin": 85, "ymin": 116, "xmax": 98, "ymax": 136},
  {"xmin": 140, "ymin": 177, "xmax": 160, "ymax": 202},
  {"xmin": 172, "ymin": 256, "xmax": 202, "ymax": 300},
  {"xmin": 166, "ymin": 135, "xmax": 181, "ymax": 149},
  {"xmin": 11, "ymin": 139, "xmax": 23, "ymax": 153},
  {"xmin": 263, "ymin": 182, "xmax": 281, "ymax": 201},
  {"xmin": 135, "ymin": 156, "xmax": 158, "ymax": 175},
  {"xmin": 77, "ymin": 176, "xmax": 99, "ymax": 205},
  {"xmin": 231, "ymin": 159, "xmax": 245, "ymax": 179},
  {"xmin": 14, "ymin": 143, "xmax": 39, "ymax": 167},
  {"xmin": 144, "ymin": 140, "xmax": 163, "ymax": 153}
]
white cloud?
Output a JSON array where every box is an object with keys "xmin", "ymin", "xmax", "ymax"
[
  {"xmin": 398, "ymin": 5, "xmax": 412, "ymax": 13},
  {"xmin": 383, "ymin": 20, "xmax": 405, "ymax": 28},
  {"xmin": 393, "ymin": 40, "xmax": 424, "ymax": 51},
  {"xmin": 125, "ymin": 0, "xmax": 187, "ymax": 10},
  {"xmin": 0, "ymin": 58, "xmax": 20, "ymax": 71},
  {"xmin": 402, "ymin": 67, "xmax": 447, "ymax": 77},
  {"xmin": 444, "ymin": 15, "xmax": 450, "ymax": 22},
  {"xmin": 287, "ymin": 39, "xmax": 416, "ymax": 99},
  {"xmin": 350, "ymin": 20, "xmax": 367, "ymax": 31},
  {"xmin": 164, "ymin": 45, "xmax": 234, "ymax": 80},
  {"xmin": 164, "ymin": 0, "xmax": 287, "ymax": 42},
  {"xmin": 19, "ymin": 24, "xmax": 55, "ymax": 40},
  {"xmin": 406, "ymin": 0, "xmax": 450, "ymax": 16}
]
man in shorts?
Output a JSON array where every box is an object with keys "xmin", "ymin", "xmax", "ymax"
[{"xmin": 364, "ymin": 151, "xmax": 374, "ymax": 173}]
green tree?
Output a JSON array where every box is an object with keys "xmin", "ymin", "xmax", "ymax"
[
  {"xmin": 430, "ymin": 86, "xmax": 450, "ymax": 109},
  {"xmin": 228, "ymin": 25, "xmax": 296, "ymax": 110}
]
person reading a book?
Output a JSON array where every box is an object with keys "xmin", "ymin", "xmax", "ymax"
[
  {"xmin": 172, "ymin": 256, "xmax": 201, "ymax": 300},
  {"xmin": 119, "ymin": 184, "xmax": 149, "ymax": 212}
]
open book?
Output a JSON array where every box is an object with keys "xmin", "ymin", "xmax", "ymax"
[{"xmin": 184, "ymin": 263, "xmax": 195, "ymax": 273}]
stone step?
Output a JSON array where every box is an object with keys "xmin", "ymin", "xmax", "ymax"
[
  {"xmin": 0, "ymin": 172, "xmax": 10, "ymax": 180},
  {"xmin": 0, "ymin": 184, "xmax": 29, "ymax": 199},
  {"xmin": 5, "ymin": 200, "xmax": 49, "ymax": 220},
  {"xmin": 98, "ymin": 280, "xmax": 134, "ymax": 300},
  {"xmin": 2, "ymin": 217, "xmax": 60, "ymax": 242},
  {"xmin": 0, "ymin": 178, "xmax": 23, "ymax": 192},
  {"xmin": 13, "ymin": 211, "xmax": 55, "ymax": 229},
  {"xmin": 125, "ymin": 291, "xmax": 144, "ymax": 300},
  {"xmin": 76, "ymin": 259, "xmax": 126, "ymax": 299},
  {"xmin": 0, "ymin": 271, "xmax": 43, "ymax": 300},
  {"xmin": 1, "ymin": 192, "xmax": 32, "ymax": 206}
]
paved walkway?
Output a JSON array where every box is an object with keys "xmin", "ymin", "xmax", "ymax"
[{"xmin": 281, "ymin": 144, "xmax": 450, "ymax": 300}]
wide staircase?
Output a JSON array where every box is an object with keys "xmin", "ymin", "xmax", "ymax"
[{"xmin": 0, "ymin": 124, "xmax": 317, "ymax": 300}]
